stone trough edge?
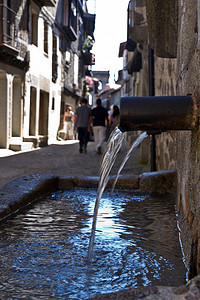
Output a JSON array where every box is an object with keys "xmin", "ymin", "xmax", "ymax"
[{"xmin": 0, "ymin": 170, "xmax": 177, "ymax": 221}]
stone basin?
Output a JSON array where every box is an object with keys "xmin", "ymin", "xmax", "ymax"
[{"xmin": 0, "ymin": 172, "xmax": 199, "ymax": 299}]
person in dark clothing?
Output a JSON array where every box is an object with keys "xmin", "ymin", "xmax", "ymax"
[
  {"xmin": 109, "ymin": 105, "xmax": 120, "ymax": 135},
  {"xmin": 74, "ymin": 98, "xmax": 92, "ymax": 153},
  {"xmin": 89, "ymin": 98, "xmax": 108, "ymax": 154}
]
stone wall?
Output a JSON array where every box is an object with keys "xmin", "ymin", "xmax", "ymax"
[
  {"xmin": 154, "ymin": 56, "xmax": 177, "ymax": 171},
  {"xmin": 155, "ymin": 132, "xmax": 176, "ymax": 171},
  {"xmin": 154, "ymin": 0, "xmax": 200, "ymax": 276},
  {"xmin": 176, "ymin": 0, "xmax": 200, "ymax": 277},
  {"xmin": 146, "ymin": 0, "xmax": 178, "ymax": 58},
  {"xmin": 154, "ymin": 56, "xmax": 177, "ymax": 96}
]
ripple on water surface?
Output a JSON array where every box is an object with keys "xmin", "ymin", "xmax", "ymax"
[{"xmin": 0, "ymin": 189, "xmax": 187, "ymax": 299}]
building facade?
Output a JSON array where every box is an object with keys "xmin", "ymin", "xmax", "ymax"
[
  {"xmin": 0, "ymin": 0, "xmax": 95, "ymax": 150},
  {"xmin": 0, "ymin": 0, "xmax": 29, "ymax": 150}
]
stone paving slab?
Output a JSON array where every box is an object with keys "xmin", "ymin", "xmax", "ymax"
[{"xmin": 0, "ymin": 140, "xmax": 149, "ymax": 190}]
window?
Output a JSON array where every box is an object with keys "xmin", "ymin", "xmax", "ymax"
[
  {"xmin": 31, "ymin": 12, "xmax": 38, "ymax": 46},
  {"xmin": 74, "ymin": 53, "xmax": 79, "ymax": 86},
  {"xmin": 126, "ymin": 80, "xmax": 130, "ymax": 94},
  {"xmin": 7, "ymin": 0, "xmax": 12, "ymax": 41},
  {"xmin": 63, "ymin": 0, "xmax": 77, "ymax": 41},
  {"xmin": 52, "ymin": 33, "xmax": 58, "ymax": 82},
  {"xmin": 52, "ymin": 97, "xmax": 55, "ymax": 110},
  {"xmin": 128, "ymin": 0, "xmax": 135, "ymax": 28},
  {"xmin": 63, "ymin": 0, "xmax": 69, "ymax": 27},
  {"xmin": 44, "ymin": 21, "xmax": 48, "ymax": 54},
  {"xmin": 0, "ymin": 0, "xmax": 17, "ymax": 48},
  {"xmin": 70, "ymin": 0, "xmax": 77, "ymax": 34},
  {"xmin": 98, "ymin": 81, "xmax": 103, "ymax": 90}
]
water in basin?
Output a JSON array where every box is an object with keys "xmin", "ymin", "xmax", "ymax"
[{"xmin": 0, "ymin": 188, "xmax": 187, "ymax": 299}]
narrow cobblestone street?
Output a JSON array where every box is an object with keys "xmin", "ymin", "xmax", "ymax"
[{"xmin": 0, "ymin": 139, "xmax": 149, "ymax": 190}]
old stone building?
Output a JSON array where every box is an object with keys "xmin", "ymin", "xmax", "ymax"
[
  {"xmin": 0, "ymin": 0, "xmax": 95, "ymax": 150},
  {"xmin": 121, "ymin": 0, "xmax": 200, "ymax": 278}
]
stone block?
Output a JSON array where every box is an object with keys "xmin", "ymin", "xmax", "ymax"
[
  {"xmin": 146, "ymin": 0, "xmax": 178, "ymax": 58},
  {"xmin": 9, "ymin": 141, "xmax": 34, "ymax": 151},
  {"xmin": 139, "ymin": 170, "xmax": 177, "ymax": 195}
]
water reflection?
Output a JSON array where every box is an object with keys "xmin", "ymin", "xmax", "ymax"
[{"xmin": 0, "ymin": 189, "xmax": 187, "ymax": 299}]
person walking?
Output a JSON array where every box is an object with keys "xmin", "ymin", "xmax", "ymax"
[
  {"xmin": 74, "ymin": 98, "xmax": 92, "ymax": 153},
  {"xmin": 63, "ymin": 106, "xmax": 74, "ymax": 140},
  {"xmin": 89, "ymin": 98, "xmax": 108, "ymax": 154}
]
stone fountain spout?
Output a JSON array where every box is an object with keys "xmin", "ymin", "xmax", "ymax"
[{"xmin": 119, "ymin": 94, "xmax": 200, "ymax": 132}]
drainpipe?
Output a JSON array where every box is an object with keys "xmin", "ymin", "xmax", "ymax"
[{"xmin": 148, "ymin": 45, "xmax": 156, "ymax": 171}]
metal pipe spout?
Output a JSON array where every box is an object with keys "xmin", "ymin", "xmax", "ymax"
[{"xmin": 119, "ymin": 95, "xmax": 199, "ymax": 132}]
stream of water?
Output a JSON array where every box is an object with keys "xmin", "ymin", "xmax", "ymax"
[
  {"xmin": 111, "ymin": 131, "xmax": 148, "ymax": 194},
  {"xmin": 87, "ymin": 128, "xmax": 148, "ymax": 261}
]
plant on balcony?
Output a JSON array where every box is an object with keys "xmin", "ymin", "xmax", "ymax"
[
  {"xmin": 82, "ymin": 35, "xmax": 94, "ymax": 53},
  {"xmin": 82, "ymin": 76, "xmax": 94, "ymax": 97}
]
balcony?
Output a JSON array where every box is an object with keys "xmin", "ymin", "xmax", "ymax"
[
  {"xmin": 0, "ymin": 4, "xmax": 29, "ymax": 69},
  {"xmin": 38, "ymin": 0, "xmax": 56, "ymax": 6},
  {"xmin": 83, "ymin": 52, "xmax": 95, "ymax": 65},
  {"xmin": 0, "ymin": 3, "xmax": 19, "ymax": 56}
]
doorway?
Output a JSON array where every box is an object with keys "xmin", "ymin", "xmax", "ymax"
[
  {"xmin": 12, "ymin": 76, "xmax": 21, "ymax": 138},
  {"xmin": 29, "ymin": 87, "xmax": 37, "ymax": 136},
  {"xmin": 39, "ymin": 90, "xmax": 49, "ymax": 137}
]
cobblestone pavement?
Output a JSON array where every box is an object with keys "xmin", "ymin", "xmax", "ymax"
[{"xmin": 0, "ymin": 139, "xmax": 149, "ymax": 190}]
